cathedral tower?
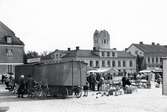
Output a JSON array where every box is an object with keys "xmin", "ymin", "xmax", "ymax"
[{"xmin": 93, "ymin": 29, "xmax": 110, "ymax": 49}]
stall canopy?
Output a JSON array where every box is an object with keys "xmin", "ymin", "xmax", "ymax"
[
  {"xmin": 139, "ymin": 69, "xmax": 152, "ymax": 73},
  {"xmin": 139, "ymin": 68, "xmax": 162, "ymax": 73},
  {"xmin": 87, "ymin": 68, "xmax": 118, "ymax": 73}
]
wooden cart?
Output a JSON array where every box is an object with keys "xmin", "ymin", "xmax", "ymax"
[{"xmin": 15, "ymin": 61, "xmax": 87, "ymax": 98}]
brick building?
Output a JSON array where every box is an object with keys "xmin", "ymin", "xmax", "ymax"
[{"xmin": 0, "ymin": 21, "xmax": 24, "ymax": 75}]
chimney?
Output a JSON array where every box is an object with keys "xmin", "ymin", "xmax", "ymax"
[
  {"xmin": 152, "ymin": 42, "xmax": 155, "ymax": 45},
  {"xmin": 76, "ymin": 46, "xmax": 79, "ymax": 50},
  {"xmin": 139, "ymin": 41, "xmax": 143, "ymax": 44},
  {"xmin": 125, "ymin": 48, "xmax": 128, "ymax": 51},
  {"xmin": 67, "ymin": 48, "xmax": 71, "ymax": 51},
  {"xmin": 93, "ymin": 47, "xmax": 96, "ymax": 51}
]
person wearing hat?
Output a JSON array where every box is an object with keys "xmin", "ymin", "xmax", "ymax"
[
  {"xmin": 83, "ymin": 82, "xmax": 89, "ymax": 97},
  {"xmin": 17, "ymin": 75, "xmax": 26, "ymax": 98}
]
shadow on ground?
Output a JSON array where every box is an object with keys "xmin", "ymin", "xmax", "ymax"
[
  {"xmin": 0, "ymin": 91, "xmax": 76, "ymax": 103},
  {"xmin": 0, "ymin": 106, "xmax": 9, "ymax": 112}
]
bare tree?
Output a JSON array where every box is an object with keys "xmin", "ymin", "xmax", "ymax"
[{"xmin": 24, "ymin": 51, "xmax": 39, "ymax": 63}]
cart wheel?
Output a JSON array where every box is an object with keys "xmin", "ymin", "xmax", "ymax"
[
  {"xmin": 33, "ymin": 90, "xmax": 42, "ymax": 98},
  {"xmin": 41, "ymin": 87, "xmax": 49, "ymax": 98},
  {"xmin": 74, "ymin": 87, "xmax": 82, "ymax": 98},
  {"xmin": 60, "ymin": 87, "xmax": 68, "ymax": 98}
]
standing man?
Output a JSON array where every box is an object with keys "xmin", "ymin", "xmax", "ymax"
[
  {"xmin": 96, "ymin": 73, "xmax": 101, "ymax": 91},
  {"xmin": 83, "ymin": 82, "xmax": 89, "ymax": 97},
  {"xmin": 26, "ymin": 75, "xmax": 34, "ymax": 97},
  {"xmin": 98, "ymin": 76, "xmax": 104, "ymax": 91},
  {"xmin": 1, "ymin": 74, "xmax": 6, "ymax": 84},
  {"xmin": 17, "ymin": 75, "xmax": 26, "ymax": 98},
  {"xmin": 91, "ymin": 74, "xmax": 96, "ymax": 91},
  {"xmin": 122, "ymin": 75, "xmax": 127, "ymax": 91}
]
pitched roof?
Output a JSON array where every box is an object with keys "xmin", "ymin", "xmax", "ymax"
[
  {"xmin": 41, "ymin": 49, "xmax": 69, "ymax": 60},
  {"xmin": 0, "ymin": 21, "xmax": 15, "ymax": 37},
  {"xmin": 117, "ymin": 51, "xmax": 135, "ymax": 58},
  {"xmin": 62, "ymin": 50, "xmax": 100, "ymax": 58},
  {"xmin": 132, "ymin": 43, "xmax": 167, "ymax": 55},
  {"xmin": 0, "ymin": 21, "xmax": 24, "ymax": 45},
  {"xmin": 63, "ymin": 50, "xmax": 135, "ymax": 58}
]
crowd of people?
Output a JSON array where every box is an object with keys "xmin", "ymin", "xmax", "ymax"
[
  {"xmin": 84, "ymin": 72, "xmax": 162, "ymax": 97},
  {"xmin": 0, "ymin": 74, "xmax": 48, "ymax": 98},
  {"xmin": 1, "ymin": 74, "xmax": 15, "ymax": 91},
  {"xmin": 16, "ymin": 75, "xmax": 49, "ymax": 98},
  {"xmin": 84, "ymin": 73, "xmax": 134, "ymax": 96}
]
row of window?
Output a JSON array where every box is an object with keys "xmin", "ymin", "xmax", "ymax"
[
  {"xmin": 6, "ymin": 49, "xmax": 13, "ymax": 56},
  {"xmin": 101, "ymin": 51, "xmax": 115, "ymax": 57},
  {"xmin": 54, "ymin": 53, "xmax": 62, "ymax": 58},
  {"xmin": 147, "ymin": 65, "xmax": 161, "ymax": 68},
  {"xmin": 102, "ymin": 39, "xmax": 109, "ymax": 44},
  {"xmin": 89, "ymin": 60, "xmax": 133, "ymax": 68},
  {"xmin": 147, "ymin": 57, "xmax": 162, "ymax": 64}
]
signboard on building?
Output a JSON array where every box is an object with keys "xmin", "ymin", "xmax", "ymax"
[
  {"xmin": 162, "ymin": 57, "xmax": 167, "ymax": 95},
  {"xmin": 27, "ymin": 58, "xmax": 41, "ymax": 63}
]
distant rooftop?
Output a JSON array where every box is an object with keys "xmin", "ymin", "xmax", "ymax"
[
  {"xmin": 62, "ymin": 49, "xmax": 99, "ymax": 58},
  {"xmin": 117, "ymin": 51, "xmax": 135, "ymax": 58},
  {"xmin": 131, "ymin": 42, "xmax": 167, "ymax": 56}
]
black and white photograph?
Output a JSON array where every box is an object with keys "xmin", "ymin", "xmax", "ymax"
[{"xmin": 0, "ymin": 0, "xmax": 167, "ymax": 112}]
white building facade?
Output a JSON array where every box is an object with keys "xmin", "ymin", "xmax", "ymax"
[
  {"xmin": 42, "ymin": 30, "xmax": 136, "ymax": 74},
  {"xmin": 127, "ymin": 42, "xmax": 167, "ymax": 70}
]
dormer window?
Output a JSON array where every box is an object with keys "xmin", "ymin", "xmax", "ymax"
[{"xmin": 6, "ymin": 36, "xmax": 12, "ymax": 44}]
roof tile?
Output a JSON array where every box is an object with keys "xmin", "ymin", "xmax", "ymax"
[{"xmin": 133, "ymin": 44, "xmax": 167, "ymax": 55}]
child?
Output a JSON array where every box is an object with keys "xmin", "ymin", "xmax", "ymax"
[{"xmin": 83, "ymin": 82, "xmax": 89, "ymax": 97}]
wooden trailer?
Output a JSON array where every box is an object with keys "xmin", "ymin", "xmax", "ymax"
[{"xmin": 15, "ymin": 61, "xmax": 87, "ymax": 98}]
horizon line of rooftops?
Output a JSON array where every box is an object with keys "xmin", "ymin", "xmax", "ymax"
[{"xmin": 50, "ymin": 41, "xmax": 167, "ymax": 52}]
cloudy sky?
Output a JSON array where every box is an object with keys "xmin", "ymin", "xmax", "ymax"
[{"xmin": 0, "ymin": 0, "xmax": 167, "ymax": 53}]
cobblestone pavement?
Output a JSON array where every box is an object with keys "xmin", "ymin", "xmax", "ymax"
[{"xmin": 0, "ymin": 84, "xmax": 167, "ymax": 112}]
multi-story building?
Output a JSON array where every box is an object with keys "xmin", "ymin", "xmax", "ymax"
[
  {"xmin": 62, "ymin": 47, "xmax": 136, "ymax": 74},
  {"xmin": 41, "ymin": 49, "xmax": 68, "ymax": 64},
  {"xmin": 0, "ymin": 21, "xmax": 24, "ymax": 74},
  {"xmin": 42, "ymin": 30, "xmax": 136, "ymax": 74},
  {"xmin": 127, "ymin": 42, "xmax": 167, "ymax": 70}
]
